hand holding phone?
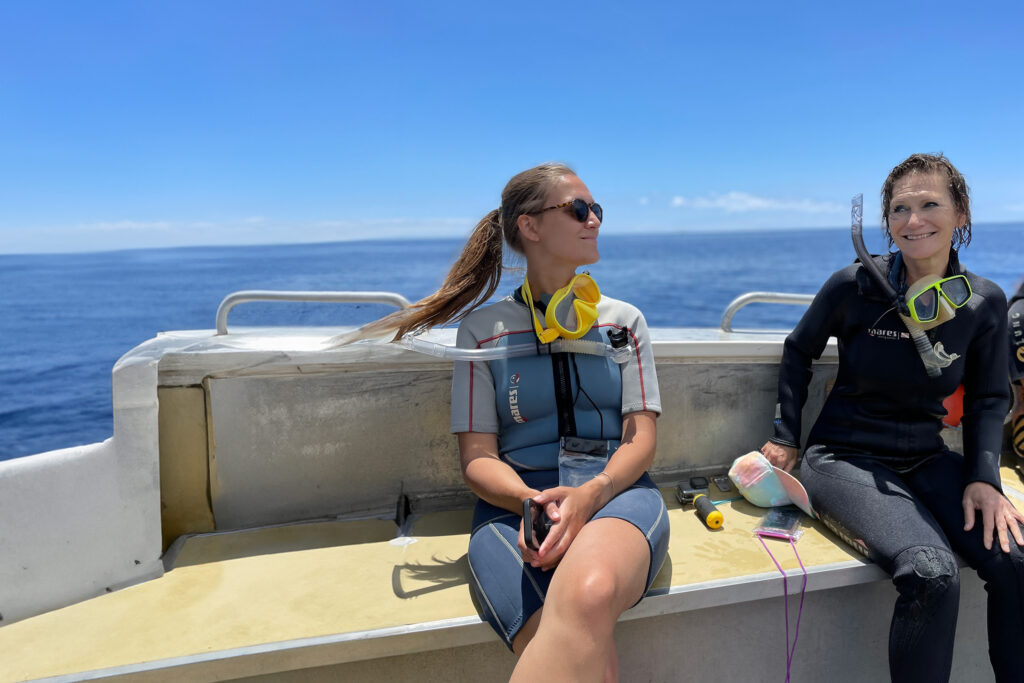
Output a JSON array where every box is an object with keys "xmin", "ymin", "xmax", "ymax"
[{"xmin": 523, "ymin": 498, "xmax": 552, "ymax": 550}]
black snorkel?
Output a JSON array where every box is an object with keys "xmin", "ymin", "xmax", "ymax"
[{"xmin": 850, "ymin": 194, "xmax": 943, "ymax": 378}]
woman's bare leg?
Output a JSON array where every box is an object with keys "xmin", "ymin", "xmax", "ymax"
[{"xmin": 509, "ymin": 518, "xmax": 649, "ymax": 683}]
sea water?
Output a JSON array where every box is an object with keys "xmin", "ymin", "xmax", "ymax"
[{"xmin": 1, "ymin": 224, "xmax": 1021, "ymax": 459}]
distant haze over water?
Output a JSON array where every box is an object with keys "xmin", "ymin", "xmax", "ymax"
[{"xmin": 2, "ymin": 224, "xmax": 1022, "ymax": 459}]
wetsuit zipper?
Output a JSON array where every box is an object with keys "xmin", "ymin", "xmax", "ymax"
[
  {"xmin": 512, "ymin": 286, "xmax": 578, "ymax": 438},
  {"xmin": 552, "ymin": 352, "xmax": 577, "ymax": 437}
]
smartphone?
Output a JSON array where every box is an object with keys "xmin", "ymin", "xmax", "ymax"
[
  {"xmin": 711, "ymin": 474, "xmax": 733, "ymax": 495},
  {"xmin": 523, "ymin": 498, "xmax": 551, "ymax": 549},
  {"xmin": 754, "ymin": 506, "xmax": 804, "ymax": 540}
]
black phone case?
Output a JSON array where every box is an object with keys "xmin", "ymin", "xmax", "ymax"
[{"xmin": 523, "ymin": 499, "xmax": 550, "ymax": 548}]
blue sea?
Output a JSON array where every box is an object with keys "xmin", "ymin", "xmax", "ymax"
[{"xmin": 2, "ymin": 225, "xmax": 1021, "ymax": 460}]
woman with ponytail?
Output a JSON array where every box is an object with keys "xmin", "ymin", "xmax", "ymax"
[{"xmin": 365, "ymin": 163, "xmax": 668, "ymax": 680}]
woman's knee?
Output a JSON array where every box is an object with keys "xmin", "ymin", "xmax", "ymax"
[
  {"xmin": 892, "ymin": 545, "xmax": 961, "ymax": 615},
  {"xmin": 550, "ymin": 564, "xmax": 629, "ymax": 623}
]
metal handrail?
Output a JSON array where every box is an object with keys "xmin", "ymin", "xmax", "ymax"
[
  {"xmin": 215, "ymin": 290, "xmax": 413, "ymax": 335},
  {"xmin": 720, "ymin": 292, "xmax": 815, "ymax": 332}
]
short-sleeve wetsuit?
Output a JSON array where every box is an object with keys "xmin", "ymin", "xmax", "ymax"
[
  {"xmin": 451, "ymin": 290, "xmax": 669, "ymax": 649},
  {"xmin": 770, "ymin": 250, "xmax": 1023, "ymax": 681}
]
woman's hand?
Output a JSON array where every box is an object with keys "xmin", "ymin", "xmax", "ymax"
[
  {"xmin": 963, "ymin": 482, "xmax": 1024, "ymax": 553},
  {"xmin": 519, "ymin": 479, "xmax": 609, "ymax": 571},
  {"xmin": 761, "ymin": 441, "xmax": 798, "ymax": 472},
  {"xmin": 518, "ymin": 491, "xmax": 561, "ymax": 566}
]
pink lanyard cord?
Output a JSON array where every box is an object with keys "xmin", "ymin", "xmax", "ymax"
[{"xmin": 757, "ymin": 534, "xmax": 807, "ymax": 683}]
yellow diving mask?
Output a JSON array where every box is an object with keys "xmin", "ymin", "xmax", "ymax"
[
  {"xmin": 522, "ymin": 272, "xmax": 601, "ymax": 343},
  {"xmin": 902, "ymin": 274, "xmax": 972, "ymax": 330}
]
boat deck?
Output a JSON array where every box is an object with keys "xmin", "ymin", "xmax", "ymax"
[{"xmin": 6, "ymin": 460, "xmax": 1022, "ymax": 683}]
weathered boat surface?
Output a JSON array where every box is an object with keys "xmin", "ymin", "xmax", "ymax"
[{"xmin": 1, "ymin": 317, "xmax": 1017, "ymax": 682}]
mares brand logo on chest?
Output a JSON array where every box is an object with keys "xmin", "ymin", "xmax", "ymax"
[
  {"xmin": 868, "ymin": 327, "xmax": 910, "ymax": 341},
  {"xmin": 508, "ymin": 373, "xmax": 527, "ymax": 424}
]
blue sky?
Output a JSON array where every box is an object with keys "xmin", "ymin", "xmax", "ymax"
[{"xmin": 1, "ymin": 1, "xmax": 1021, "ymax": 254}]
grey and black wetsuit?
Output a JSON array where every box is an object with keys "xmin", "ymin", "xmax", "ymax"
[
  {"xmin": 451, "ymin": 290, "xmax": 669, "ymax": 649},
  {"xmin": 770, "ymin": 250, "xmax": 1023, "ymax": 683}
]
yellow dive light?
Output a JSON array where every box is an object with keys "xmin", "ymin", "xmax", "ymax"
[
  {"xmin": 693, "ymin": 494, "xmax": 724, "ymax": 529},
  {"xmin": 523, "ymin": 272, "xmax": 601, "ymax": 343}
]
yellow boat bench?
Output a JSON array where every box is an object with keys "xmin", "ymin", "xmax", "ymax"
[
  {"xmin": 1, "ymin": 328, "xmax": 1017, "ymax": 682},
  {"xmin": 6, "ymin": 466, "xmax": 1022, "ymax": 683},
  {"xmin": 0, "ymin": 489, "xmax": 861, "ymax": 682}
]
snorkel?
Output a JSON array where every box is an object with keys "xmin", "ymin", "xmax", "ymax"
[
  {"xmin": 850, "ymin": 194, "xmax": 958, "ymax": 378},
  {"xmin": 395, "ymin": 334, "xmax": 629, "ymax": 362}
]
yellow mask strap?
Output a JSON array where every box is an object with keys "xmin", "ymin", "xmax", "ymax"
[
  {"xmin": 522, "ymin": 277, "xmax": 559, "ymax": 343},
  {"xmin": 523, "ymin": 273, "xmax": 601, "ymax": 343}
]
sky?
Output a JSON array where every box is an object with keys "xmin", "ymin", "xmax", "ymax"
[{"xmin": 1, "ymin": 1, "xmax": 1022, "ymax": 254}]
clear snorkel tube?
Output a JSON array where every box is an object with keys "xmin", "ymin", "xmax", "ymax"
[
  {"xmin": 849, "ymin": 194, "xmax": 946, "ymax": 378},
  {"xmin": 396, "ymin": 333, "xmax": 631, "ymax": 363},
  {"xmin": 327, "ymin": 328, "xmax": 633, "ymax": 363}
]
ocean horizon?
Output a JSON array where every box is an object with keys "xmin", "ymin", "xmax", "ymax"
[
  {"xmin": 7, "ymin": 220, "xmax": 1024, "ymax": 258},
  {"xmin": 2, "ymin": 223, "xmax": 1022, "ymax": 460}
]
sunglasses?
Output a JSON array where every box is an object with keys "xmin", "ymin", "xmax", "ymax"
[
  {"xmin": 907, "ymin": 274, "xmax": 972, "ymax": 323},
  {"xmin": 534, "ymin": 198, "xmax": 602, "ymax": 223}
]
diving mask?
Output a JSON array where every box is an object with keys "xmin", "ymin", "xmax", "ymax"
[
  {"xmin": 523, "ymin": 272, "xmax": 601, "ymax": 343},
  {"xmin": 902, "ymin": 274, "xmax": 972, "ymax": 329}
]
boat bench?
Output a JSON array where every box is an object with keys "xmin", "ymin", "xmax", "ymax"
[
  {"xmin": 4, "ymin": 473, "xmax": 1016, "ymax": 682},
  {"xmin": 0, "ymin": 329, "xmax": 1013, "ymax": 682}
]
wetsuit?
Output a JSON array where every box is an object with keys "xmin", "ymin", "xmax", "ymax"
[
  {"xmin": 451, "ymin": 291, "xmax": 669, "ymax": 649},
  {"xmin": 770, "ymin": 250, "xmax": 1023, "ymax": 683}
]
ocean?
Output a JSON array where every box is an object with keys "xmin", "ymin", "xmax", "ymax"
[{"xmin": 2, "ymin": 224, "xmax": 1021, "ymax": 460}]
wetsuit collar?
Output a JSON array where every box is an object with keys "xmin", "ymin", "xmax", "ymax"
[
  {"xmin": 886, "ymin": 248, "xmax": 963, "ymax": 295},
  {"xmin": 513, "ymin": 286, "xmax": 544, "ymax": 311}
]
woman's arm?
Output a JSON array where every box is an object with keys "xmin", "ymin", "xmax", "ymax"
[
  {"xmin": 960, "ymin": 283, "xmax": 1020, "ymax": 551},
  {"xmin": 458, "ymin": 431, "xmax": 564, "ymax": 568},
  {"xmin": 458, "ymin": 431, "xmax": 540, "ymax": 514},
  {"xmin": 762, "ymin": 267, "xmax": 852, "ymax": 469},
  {"xmin": 962, "ymin": 286, "xmax": 1011, "ymax": 491},
  {"xmin": 593, "ymin": 410, "xmax": 658, "ymax": 502}
]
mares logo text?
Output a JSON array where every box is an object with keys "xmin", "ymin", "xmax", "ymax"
[
  {"xmin": 868, "ymin": 327, "xmax": 910, "ymax": 340},
  {"xmin": 508, "ymin": 373, "xmax": 526, "ymax": 424}
]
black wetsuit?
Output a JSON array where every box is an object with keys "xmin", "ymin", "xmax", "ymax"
[{"xmin": 771, "ymin": 250, "xmax": 1023, "ymax": 683}]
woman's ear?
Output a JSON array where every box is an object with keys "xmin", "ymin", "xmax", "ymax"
[{"xmin": 517, "ymin": 213, "xmax": 541, "ymax": 243}]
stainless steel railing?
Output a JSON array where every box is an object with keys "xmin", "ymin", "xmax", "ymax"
[
  {"xmin": 215, "ymin": 290, "xmax": 412, "ymax": 335},
  {"xmin": 719, "ymin": 292, "xmax": 814, "ymax": 332},
  {"xmin": 215, "ymin": 289, "xmax": 811, "ymax": 335}
]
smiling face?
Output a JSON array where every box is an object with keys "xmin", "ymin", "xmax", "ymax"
[{"xmin": 886, "ymin": 171, "xmax": 965, "ymax": 273}]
